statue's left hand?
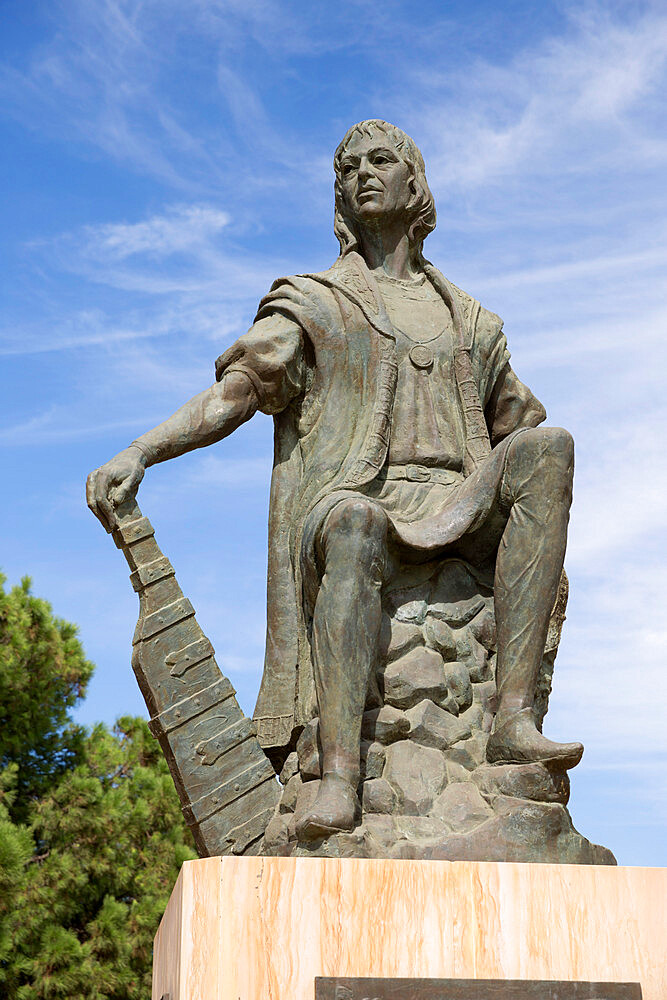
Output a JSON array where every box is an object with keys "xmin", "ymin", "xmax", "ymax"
[{"xmin": 86, "ymin": 447, "xmax": 146, "ymax": 532}]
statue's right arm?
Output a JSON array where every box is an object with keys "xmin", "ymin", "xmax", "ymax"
[
  {"xmin": 87, "ymin": 311, "xmax": 306, "ymax": 530},
  {"xmin": 86, "ymin": 368, "xmax": 261, "ymax": 532}
]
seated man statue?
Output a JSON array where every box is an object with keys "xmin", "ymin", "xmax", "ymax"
[{"xmin": 88, "ymin": 119, "xmax": 583, "ymax": 843}]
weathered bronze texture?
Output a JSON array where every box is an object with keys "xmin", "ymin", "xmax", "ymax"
[
  {"xmin": 314, "ymin": 980, "xmax": 642, "ymax": 1000},
  {"xmin": 87, "ymin": 120, "xmax": 615, "ymax": 862},
  {"xmin": 112, "ymin": 497, "xmax": 279, "ymax": 856}
]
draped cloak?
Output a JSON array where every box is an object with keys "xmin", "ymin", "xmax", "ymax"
[{"xmin": 214, "ymin": 252, "xmax": 547, "ymax": 753}]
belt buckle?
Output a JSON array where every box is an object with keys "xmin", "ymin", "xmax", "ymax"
[{"xmin": 405, "ymin": 464, "xmax": 431, "ymax": 482}]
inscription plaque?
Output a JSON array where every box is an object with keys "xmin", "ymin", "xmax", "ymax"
[{"xmin": 314, "ymin": 980, "xmax": 642, "ymax": 1000}]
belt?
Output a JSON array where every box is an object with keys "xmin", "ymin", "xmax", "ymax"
[{"xmin": 378, "ymin": 464, "xmax": 464, "ymax": 485}]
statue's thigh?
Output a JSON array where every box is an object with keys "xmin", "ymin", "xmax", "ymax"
[
  {"xmin": 454, "ymin": 495, "xmax": 509, "ymax": 569},
  {"xmin": 300, "ymin": 490, "xmax": 382, "ymax": 609}
]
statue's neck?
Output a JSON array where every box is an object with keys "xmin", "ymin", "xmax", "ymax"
[{"xmin": 357, "ymin": 222, "xmax": 420, "ymax": 282}]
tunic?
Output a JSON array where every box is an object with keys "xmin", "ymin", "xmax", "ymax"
[
  {"xmin": 378, "ymin": 271, "xmax": 463, "ymax": 468},
  {"xmin": 214, "ymin": 251, "xmax": 546, "ymax": 751}
]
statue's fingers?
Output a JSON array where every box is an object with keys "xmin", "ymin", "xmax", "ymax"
[
  {"xmin": 111, "ymin": 476, "xmax": 134, "ymax": 505},
  {"xmin": 86, "ymin": 469, "xmax": 111, "ymax": 532},
  {"xmin": 112, "ymin": 463, "xmax": 145, "ymax": 505},
  {"xmin": 85, "ymin": 469, "xmax": 98, "ymax": 512},
  {"xmin": 97, "ymin": 495, "xmax": 116, "ymax": 533},
  {"xmin": 95, "ymin": 469, "xmax": 117, "ymax": 533}
]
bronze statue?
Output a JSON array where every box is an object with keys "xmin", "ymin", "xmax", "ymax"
[{"xmin": 88, "ymin": 121, "xmax": 613, "ymax": 862}]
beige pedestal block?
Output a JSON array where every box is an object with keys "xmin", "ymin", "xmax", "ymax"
[{"xmin": 152, "ymin": 857, "xmax": 665, "ymax": 1000}]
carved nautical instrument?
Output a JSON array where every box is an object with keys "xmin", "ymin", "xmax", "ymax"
[{"xmin": 110, "ymin": 498, "xmax": 280, "ymax": 857}]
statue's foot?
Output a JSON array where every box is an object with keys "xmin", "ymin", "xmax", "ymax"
[
  {"xmin": 295, "ymin": 773, "xmax": 359, "ymax": 841},
  {"xmin": 487, "ymin": 708, "xmax": 583, "ymax": 770}
]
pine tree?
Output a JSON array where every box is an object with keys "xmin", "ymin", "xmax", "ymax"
[
  {"xmin": 0, "ymin": 576, "xmax": 196, "ymax": 998},
  {"xmin": 0, "ymin": 766, "xmax": 33, "ymax": 973},
  {"xmin": 0, "ymin": 575, "xmax": 94, "ymax": 823},
  {"xmin": 5, "ymin": 718, "xmax": 195, "ymax": 999}
]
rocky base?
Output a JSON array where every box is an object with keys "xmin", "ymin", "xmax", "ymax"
[
  {"xmin": 264, "ymin": 759, "xmax": 615, "ymax": 864},
  {"xmin": 262, "ymin": 558, "xmax": 615, "ymax": 865},
  {"xmin": 263, "ymin": 710, "xmax": 614, "ymax": 864}
]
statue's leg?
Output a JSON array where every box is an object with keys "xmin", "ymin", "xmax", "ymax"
[
  {"xmin": 296, "ymin": 496, "xmax": 388, "ymax": 840},
  {"xmin": 486, "ymin": 426, "xmax": 584, "ymax": 768}
]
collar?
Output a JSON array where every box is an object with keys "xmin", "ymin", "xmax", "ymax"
[
  {"xmin": 299, "ymin": 252, "xmax": 395, "ymax": 340},
  {"xmin": 299, "ymin": 253, "xmax": 477, "ymax": 350}
]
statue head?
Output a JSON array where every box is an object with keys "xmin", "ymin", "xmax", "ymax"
[{"xmin": 333, "ymin": 119, "xmax": 436, "ymax": 260}]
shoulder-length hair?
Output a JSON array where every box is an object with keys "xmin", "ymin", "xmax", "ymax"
[{"xmin": 333, "ymin": 120, "xmax": 436, "ymax": 261}]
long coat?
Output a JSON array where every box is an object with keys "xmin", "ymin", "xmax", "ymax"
[{"xmin": 214, "ymin": 252, "xmax": 546, "ymax": 752}]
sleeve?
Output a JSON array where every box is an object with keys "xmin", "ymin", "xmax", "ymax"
[
  {"xmin": 472, "ymin": 304, "xmax": 546, "ymax": 446},
  {"xmin": 485, "ymin": 362, "xmax": 547, "ymax": 446},
  {"xmin": 214, "ymin": 312, "xmax": 306, "ymax": 416}
]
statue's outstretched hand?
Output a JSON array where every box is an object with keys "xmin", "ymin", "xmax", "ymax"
[{"xmin": 86, "ymin": 446, "xmax": 146, "ymax": 532}]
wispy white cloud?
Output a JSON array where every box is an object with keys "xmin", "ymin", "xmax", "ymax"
[
  {"xmin": 187, "ymin": 453, "xmax": 273, "ymax": 488},
  {"xmin": 567, "ymin": 424, "xmax": 667, "ymax": 568},
  {"xmin": 479, "ymin": 245, "xmax": 667, "ymax": 294},
  {"xmin": 0, "ymin": 0, "xmax": 348, "ymax": 203},
  {"xmin": 0, "ymin": 406, "xmax": 164, "ymax": 446},
  {"xmin": 0, "ymin": 201, "xmax": 294, "ymax": 361},
  {"xmin": 49, "ymin": 202, "xmax": 281, "ymax": 295},
  {"xmin": 405, "ymin": 5, "xmax": 667, "ymax": 190},
  {"xmin": 0, "ymin": 300, "xmax": 245, "ymax": 357},
  {"xmin": 0, "ymin": 1, "xmax": 227, "ymax": 191},
  {"xmin": 80, "ymin": 204, "xmax": 230, "ymax": 260}
]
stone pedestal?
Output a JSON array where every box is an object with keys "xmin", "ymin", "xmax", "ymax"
[{"xmin": 152, "ymin": 857, "xmax": 665, "ymax": 1000}]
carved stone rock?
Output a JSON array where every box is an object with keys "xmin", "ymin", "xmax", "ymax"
[
  {"xmin": 383, "ymin": 647, "xmax": 448, "ymax": 710},
  {"xmin": 263, "ymin": 559, "xmax": 614, "ymax": 864},
  {"xmin": 430, "ymin": 782, "xmax": 493, "ymax": 833},
  {"xmin": 384, "ymin": 741, "xmax": 448, "ymax": 814},
  {"xmin": 405, "ymin": 699, "xmax": 470, "ymax": 750}
]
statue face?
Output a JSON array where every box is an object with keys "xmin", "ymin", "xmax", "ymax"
[{"xmin": 338, "ymin": 130, "xmax": 412, "ymax": 227}]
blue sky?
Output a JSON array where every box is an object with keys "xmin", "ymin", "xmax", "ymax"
[{"xmin": 1, "ymin": 0, "xmax": 666, "ymax": 866}]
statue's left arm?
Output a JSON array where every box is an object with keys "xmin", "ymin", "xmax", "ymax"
[
  {"xmin": 485, "ymin": 362, "xmax": 547, "ymax": 447},
  {"xmin": 472, "ymin": 306, "xmax": 547, "ymax": 447}
]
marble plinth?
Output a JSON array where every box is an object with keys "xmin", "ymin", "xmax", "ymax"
[{"xmin": 152, "ymin": 857, "xmax": 665, "ymax": 1000}]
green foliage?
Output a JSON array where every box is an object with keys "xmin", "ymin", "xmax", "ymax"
[
  {"xmin": 0, "ymin": 576, "xmax": 196, "ymax": 999},
  {"xmin": 0, "ymin": 767, "xmax": 33, "ymax": 970},
  {"xmin": 0, "ymin": 575, "xmax": 94, "ymax": 822},
  {"xmin": 4, "ymin": 718, "xmax": 196, "ymax": 999}
]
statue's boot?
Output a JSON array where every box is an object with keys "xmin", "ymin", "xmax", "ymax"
[
  {"xmin": 486, "ymin": 708, "xmax": 583, "ymax": 769},
  {"xmin": 295, "ymin": 773, "xmax": 359, "ymax": 841}
]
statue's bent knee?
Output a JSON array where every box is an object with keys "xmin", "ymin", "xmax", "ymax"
[
  {"xmin": 323, "ymin": 496, "xmax": 388, "ymax": 544},
  {"xmin": 509, "ymin": 426, "xmax": 574, "ymax": 472}
]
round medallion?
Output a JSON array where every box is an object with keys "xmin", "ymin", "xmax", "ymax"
[{"xmin": 409, "ymin": 344, "xmax": 434, "ymax": 369}]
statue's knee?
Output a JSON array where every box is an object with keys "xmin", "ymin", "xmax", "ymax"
[
  {"xmin": 545, "ymin": 426, "xmax": 574, "ymax": 465},
  {"xmin": 324, "ymin": 497, "xmax": 387, "ymax": 544},
  {"xmin": 511, "ymin": 426, "xmax": 574, "ymax": 471}
]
